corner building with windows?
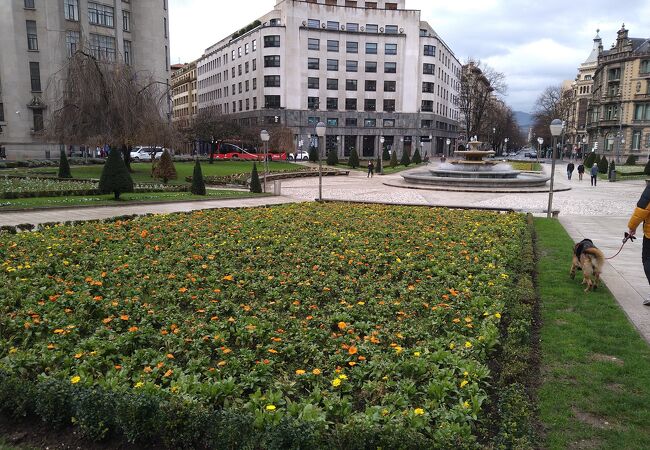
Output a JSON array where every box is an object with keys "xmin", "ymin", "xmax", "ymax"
[
  {"xmin": 197, "ymin": 0, "xmax": 461, "ymax": 158},
  {"xmin": 0, "ymin": 0, "xmax": 171, "ymax": 160}
]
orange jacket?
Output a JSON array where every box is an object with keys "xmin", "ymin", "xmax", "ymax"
[{"xmin": 629, "ymin": 185, "xmax": 650, "ymax": 238}]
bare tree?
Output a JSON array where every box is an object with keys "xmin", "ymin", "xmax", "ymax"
[
  {"xmin": 531, "ymin": 85, "xmax": 574, "ymax": 145},
  {"xmin": 191, "ymin": 108, "xmax": 243, "ymax": 162}
]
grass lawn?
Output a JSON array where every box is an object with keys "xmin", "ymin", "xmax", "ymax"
[
  {"xmin": 5, "ymin": 161, "xmax": 302, "ymax": 185},
  {"xmin": 511, "ymin": 161, "xmax": 542, "ymax": 171},
  {"xmin": 0, "ymin": 190, "xmax": 262, "ymax": 210},
  {"xmin": 535, "ymin": 218, "xmax": 650, "ymax": 449}
]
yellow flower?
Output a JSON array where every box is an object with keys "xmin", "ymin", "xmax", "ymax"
[
  {"xmin": 338, "ymin": 374, "xmax": 348, "ymax": 380},
  {"xmin": 460, "ymin": 380, "xmax": 468, "ymax": 388},
  {"xmin": 495, "ymin": 312, "xmax": 501, "ymax": 319},
  {"xmin": 413, "ymin": 351, "xmax": 421, "ymax": 357},
  {"xmin": 295, "ymin": 369, "xmax": 306, "ymax": 375},
  {"xmin": 464, "ymin": 341, "xmax": 472, "ymax": 349},
  {"xmin": 463, "ymin": 371, "xmax": 469, "ymax": 377},
  {"xmin": 70, "ymin": 376, "xmax": 81, "ymax": 384},
  {"xmin": 463, "ymin": 401, "xmax": 470, "ymax": 409},
  {"xmin": 449, "ymin": 343, "xmax": 455, "ymax": 349},
  {"xmin": 332, "ymin": 378, "xmax": 342, "ymax": 387},
  {"xmin": 312, "ymin": 368, "xmax": 322, "ymax": 375},
  {"xmin": 8, "ymin": 347, "xmax": 17, "ymax": 354},
  {"xmin": 265, "ymin": 404, "xmax": 276, "ymax": 411},
  {"xmin": 134, "ymin": 381, "xmax": 144, "ymax": 388},
  {"xmin": 414, "ymin": 408, "xmax": 425, "ymax": 415}
]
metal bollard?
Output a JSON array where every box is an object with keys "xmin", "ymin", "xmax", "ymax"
[{"xmin": 273, "ymin": 180, "xmax": 281, "ymax": 196}]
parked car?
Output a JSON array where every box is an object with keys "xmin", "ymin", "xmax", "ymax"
[
  {"xmin": 524, "ymin": 151, "xmax": 537, "ymax": 159},
  {"xmin": 130, "ymin": 147, "xmax": 165, "ymax": 161},
  {"xmin": 288, "ymin": 150, "xmax": 310, "ymax": 161}
]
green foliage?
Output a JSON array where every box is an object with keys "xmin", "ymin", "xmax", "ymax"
[
  {"xmin": 390, "ymin": 149, "xmax": 398, "ymax": 168},
  {"xmin": 382, "ymin": 146, "xmax": 390, "ymax": 161},
  {"xmin": 348, "ymin": 148, "xmax": 359, "ymax": 169},
  {"xmin": 249, "ymin": 162, "xmax": 262, "ymax": 193},
  {"xmin": 625, "ymin": 154, "xmax": 638, "ymax": 166},
  {"xmin": 309, "ymin": 146, "xmax": 319, "ymax": 163},
  {"xmin": 326, "ymin": 149, "xmax": 339, "ymax": 166},
  {"xmin": 152, "ymin": 150, "xmax": 177, "ymax": 183},
  {"xmin": 190, "ymin": 159, "xmax": 206, "ymax": 195},
  {"xmin": 584, "ymin": 152, "xmax": 597, "ymax": 168},
  {"xmin": 98, "ymin": 148, "xmax": 134, "ymax": 200},
  {"xmin": 412, "ymin": 148, "xmax": 422, "ymax": 165},
  {"xmin": 400, "ymin": 148, "xmax": 411, "ymax": 166},
  {"xmin": 609, "ymin": 160, "xmax": 616, "ymax": 173},
  {"xmin": 58, "ymin": 149, "xmax": 72, "ymax": 179},
  {"xmin": 598, "ymin": 155, "xmax": 608, "ymax": 174}
]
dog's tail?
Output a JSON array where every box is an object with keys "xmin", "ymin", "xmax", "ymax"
[{"xmin": 583, "ymin": 247, "xmax": 605, "ymax": 269}]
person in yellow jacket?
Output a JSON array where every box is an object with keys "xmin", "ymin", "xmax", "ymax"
[{"xmin": 628, "ymin": 184, "xmax": 650, "ymax": 305}]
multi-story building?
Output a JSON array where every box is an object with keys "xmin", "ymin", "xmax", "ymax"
[
  {"xmin": 196, "ymin": 0, "xmax": 460, "ymax": 159},
  {"xmin": 586, "ymin": 25, "xmax": 650, "ymax": 160},
  {"xmin": 171, "ymin": 61, "xmax": 197, "ymax": 153},
  {"xmin": 0, "ymin": 0, "xmax": 171, "ymax": 160},
  {"xmin": 566, "ymin": 31, "xmax": 601, "ymax": 155}
]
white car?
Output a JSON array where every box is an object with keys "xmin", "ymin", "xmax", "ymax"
[
  {"xmin": 130, "ymin": 147, "xmax": 165, "ymax": 161},
  {"xmin": 289, "ymin": 150, "xmax": 310, "ymax": 161}
]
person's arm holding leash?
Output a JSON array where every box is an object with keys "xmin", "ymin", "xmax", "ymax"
[{"xmin": 629, "ymin": 184, "xmax": 650, "ymax": 237}]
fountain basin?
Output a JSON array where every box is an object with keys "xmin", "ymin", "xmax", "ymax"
[{"xmin": 402, "ymin": 170, "xmax": 550, "ymax": 189}]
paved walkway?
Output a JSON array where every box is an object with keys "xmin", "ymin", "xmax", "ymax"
[{"xmin": 1, "ymin": 162, "xmax": 648, "ymax": 342}]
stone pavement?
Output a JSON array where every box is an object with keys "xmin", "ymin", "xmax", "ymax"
[{"xmin": 1, "ymin": 162, "xmax": 648, "ymax": 342}]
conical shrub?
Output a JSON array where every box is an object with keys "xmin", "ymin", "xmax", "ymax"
[
  {"xmin": 348, "ymin": 148, "xmax": 359, "ymax": 169},
  {"xmin": 191, "ymin": 159, "xmax": 206, "ymax": 195},
  {"xmin": 152, "ymin": 150, "xmax": 177, "ymax": 183},
  {"xmin": 98, "ymin": 147, "xmax": 134, "ymax": 200},
  {"xmin": 327, "ymin": 149, "xmax": 339, "ymax": 166},
  {"xmin": 309, "ymin": 146, "xmax": 319, "ymax": 162},
  {"xmin": 598, "ymin": 155, "xmax": 608, "ymax": 174},
  {"xmin": 58, "ymin": 149, "xmax": 72, "ymax": 179},
  {"xmin": 400, "ymin": 148, "xmax": 411, "ymax": 166},
  {"xmin": 382, "ymin": 146, "xmax": 390, "ymax": 161},
  {"xmin": 249, "ymin": 163, "xmax": 262, "ymax": 193},
  {"xmin": 390, "ymin": 149, "xmax": 398, "ymax": 168},
  {"xmin": 412, "ymin": 148, "xmax": 422, "ymax": 164}
]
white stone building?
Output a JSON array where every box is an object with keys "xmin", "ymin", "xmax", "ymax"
[
  {"xmin": 196, "ymin": 0, "xmax": 460, "ymax": 158},
  {"xmin": 0, "ymin": 0, "xmax": 171, "ymax": 160}
]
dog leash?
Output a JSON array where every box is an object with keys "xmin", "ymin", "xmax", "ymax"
[{"xmin": 605, "ymin": 232, "xmax": 636, "ymax": 260}]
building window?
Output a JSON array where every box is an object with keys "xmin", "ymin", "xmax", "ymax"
[
  {"xmin": 346, "ymin": 23, "xmax": 359, "ymax": 32},
  {"xmin": 308, "ymin": 97, "xmax": 319, "ymax": 109},
  {"xmin": 366, "ymin": 24, "xmax": 378, "ymax": 33},
  {"xmin": 346, "ymin": 79, "xmax": 357, "ymax": 91},
  {"xmin": 89, "ymin": 33, "xmax": 116, "ymax": 61},
  {"xmin": 608, "ymin": 67, "xmax": 621, "ymax": 81},
  {"xmin": 64, "ymin": 30, "xmax": 79, "ymax": 56},
  {"xmin": 327, "ymin": 59, "xmax": 339, "ymax": 71},
  {"xmin": 325, "ymin": 0, "xmax": 338, "ymax": 5},
  {"xmin": 123, "ymin": 39, "xmax": 132, "ymax": 65},
  {"xmin": 0, "ymin": 103, "xmax": 4, "ymax": 122},
  {"xmin": 632, "ymin": 131, "xmax": 641, "ymax": 150},
  {"xmin": 327, "ymin": 118, "xmax": 338, "ymax": 126},
  {"xmin": 307, "ymin": 19, "xmax": 320, "ymax": 28},
  {"xmin": 385, "ymin": 25, "xmax": 398, "ymax": 34},
  {"xmin": 307, "ymin": 77, "xmax": 319, "ymax": 89},
  {"xmin": 327, "ymin": 78, "xmax": 338, "ymax": 90},
  {"xmin": 265, "ymin": 75, "xmax": 281, "ymax": 87},
  {"xmin": 365, "ymin": 80, "xmax": 376, "ymax": 91},
  {"xmin": 641, "ymin": 60, "xmax": 650, "ymax": 75},
  {"xmin": 123, "ymin": 10, "xmax": 130, "ymax": 31},
  {"xmin": 253, "ymin": 59, "xmax": 257, "ymax": 70},
  {"xmin": 384, "ymin": 81, "xmax": 396, "ymax": 92},
  {"xmin": 326, "ymin": 97, "xmax": 338, "ymax": 110},
  {"xmin": 253, "ymin": 78, "xmax": 257, "ymax": 89},
  {"xmin": 385, "ymin": 43, "xmax": 397, "ymax": 55},
  {"xmin": 422, "ymin": 82, "xmax": 434, "ymax": 93},
  {"xmin": 264, "ymin": 35, "xmax": 281, "ymax": 47},
  {"xmin": 264, "ymin": 95, "xmax": 281, "ymax": 108},
  {"xmin": 365, "ymin": 61, "xmax": 377, "ymax": 73},
  {"xmin": 308, "ymin": 58, "xmax": 320, "ymax": 69},
  {"xmin": 64, "ymin": 0, "xmax": 79, "ymax": 21},
  {"xmin": 423, "ymin": 63, "xmax": 435, "ymax": 74},
  {"xmin": 29, "ymin": 62, "xmax": 41, "ymax": 92},
  {"xmin": 26, "ymin": 20, "xmax": 38, "ymax": 50},
  {"xmin": 327, "ymin": 21, "xmax": 340, "ymax": 30},
  {"xmin": 245, "ymin": 43, "xmax": 249, "ymax": 54},
  {"xmin": 364, "ymin": 99, "xmax": 376, "ymax": 111},
  {"xmin": 24, "ymin": 0, "xmax": 35, "ymax": 9},
  {"xmin": 634, "ymin": 103, "xmax": 650, "ymax": 121},
  {"xmin": 421, "ymin": 120, "xmax": 433, "ymax": 128},
  {"xmin": 253, "ymin": 97, "xmax": 257, "ymax": 109},
  {"xmin": 345, "ymin": 117, "xmax": 357, "ymax": 126},
  {"xmin": 345, "ymin": 98, "xmax": 357, "ymax": 110},
  {"xmin": 88, "ymin": 2, "xmax": 114, "ymax": 27},
  {"xmin": 421, "ymin": 100, "xmax": 434, "ymax": 112},
  {"xmin": 238, "ymin": 65, "xmax": 242, "ymax": 76},
  {"xmin": 383, "ymin": 99, "xmax": 395, "ymax": 112},
  {"xmin": 365, "ymin": 2, "xmax": 377, "ymax": 8},
  {"xmin": 365, "ymin": 42, "xmax": 377, "ymax": 54},
  {"xmin": 238, "ymin": 47, "xmax": 242, "ymax": 57},
  {"xmin": 346, "ymin": 41, "xmax": 358, "ymax": 53},
  {"xmin": 385, "ymin": 2, "xmax": 397, "ymax": 9},
  {"xmin": 327, "ymin": 40, "xmax": 339, "ymax": 52},
  {"xmin": 364, "ymin": 118, "xmax": 376, "ymax": 127},
  {"xmin": 33, "ymin": 109, "xmax": 44, "ymax": 132},
  {"xmin": 252, "ymin": 39, "xmax": 257, "ymax": 51},
  {"xmin": 164, "ymin": 17, "xmax": 168, "ymax": 38},
  {"xmin": 383, "ymin": 118, "xmax": 395, "ymax": 127},
  {"xmin": 308, "ymin": 38, "xmax": 320, "ymax": 50},
  {"xmin": 346, "ymin": 60, "xmax": 358, "ymax": 72},
  {"xmin": 384, "ymin": 62, "xmax": 397, "ymax": 73},
  {"xmin": 264, "ymin": 55, "xmax": 281, "ymax": 67},
  {"xmin": 424, "ymin": 45, "xmax": 435, "ymax": 56},
  {"xmin": 245, "ymin": 62, "xmax": 249, "ymax": 73}
]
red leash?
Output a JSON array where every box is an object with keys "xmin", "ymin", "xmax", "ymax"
[{"xmin": 605, "ymin": 232, "xmax": 636, "ymax": 260}]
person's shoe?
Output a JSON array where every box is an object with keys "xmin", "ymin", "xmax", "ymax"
[{"xmin": 644, "ymin": 298, "xmax": 650, "ymax": 306}]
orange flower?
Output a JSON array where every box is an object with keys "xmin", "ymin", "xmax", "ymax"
[
  {"xmin": 178, "ymin": 287, "xmax": 188, "ymax": 293},
  {"xmin": 156, "ymin": 362, "xmax": 165, "ymax": 368},
  {"xmin": 143, "ymin": 366, "xmax": 153, "ymax": 373},
  {"xmin": 217, "ymin": 361, "xmax": 227, "ymax": 367},
  {"xmin": 140, "ymin": 230, "xmax": 149, "ymax": 238},
  {"xmin": 120, "ymin": 315, "xmax": 129, "ymax": 321},
  {"xmin": 114, "ymin": 364, "xmax": 122, "ymax": 370},
  {"xmin": 348, "ymin": 346, "xmax": 358, "ymax": 355},
  {"xmin": 338, "ymin": 322, "xmax": 347, "ymax": 330},
  {"xmin": 312, "ymin": 368, "xmax": 322, "ymax": 375},
  {"xmin": 164, "ymin": 369, "xmax": 173, "ymax": 377},
  {"xmin": 128, "ymin": 326, "xmax": 139, "ymax": 332},
  {"xmin": 348, "ymin": 361, "xmax": 357, "ymax": 366},
  {"xmin": 223, "ymin": 275, "xmax": 234, "ymax": 281},
  {"xmin": 166, "ymin": 353, "xmax": 174, "ymax": 359}
]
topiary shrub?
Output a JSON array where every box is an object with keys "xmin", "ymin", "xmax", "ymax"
[
  {"xmin": 390, "ymin": 149, "xmax": 398, "ymax": 168},
  {"xmin": 412, "ymin": 148, "xmax": 422, "ymax": 164},
  {"xmin": 249, "ymin": 163, "xmax": 262, "ymax": 193},
  {"xmin": 191, "ymin": 159, "xmax": 206, "ymax": 195},
  {"xmin": 326, "ymin": 149, "xmax": 339, "ymax": 166},
  {"xmin": 625, "ymin": 154, "xmax": 637, "ymax": 166},
  {"xmin": 58, "ymin": 149, "xmax": 72, "ymax": 179},
  {"xmin": 152, "ymin": 150, "xmax": 177, "ymax": 184},
  {"xmin": 400, "ymin": 148, "xmax": 411, "ymax": 166},
  {"xmin": 98, "ymin": 148, "xmax": 134, "ymax": 200},
  {"xmin": 584, "ymin": 152, "xmax": 596, "ymax": 168},
  {"xmin": 598, "ymin": 155, "xmax": 608, "ymax": 174},
  {"xmin": 348, "ymin": 148, "xmax": 359, "ymax": 169},
  {"xmin": 382, "ymin": 146, "xmax": 390, "ymax": 161},
  {"xmin": 309, "ymin": 146, "xmax": 319, "ymax": 163}
]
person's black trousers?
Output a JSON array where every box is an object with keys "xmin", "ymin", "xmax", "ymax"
[{"xmin": 641, "ymin": 236, "xmax": 650, "ymax": 283}]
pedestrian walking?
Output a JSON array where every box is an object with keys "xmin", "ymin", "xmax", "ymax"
[
  {"xmin": 627, "ymin": 184, "xmax": 650, "ymax": 305},
  {"xmin": 590, "ymin": 164, "xmax": 598, "ymax": 186},
  {"xmin": 367, "ymin": 161, "xmax": 374, "ymax": 178},
  {"xmin": 577, "ymin": 162, "xmax": 585, "ymax": 181},
  {"xmin": 567, "ymin": 162, "xmax": 575, "ymax": 180}
]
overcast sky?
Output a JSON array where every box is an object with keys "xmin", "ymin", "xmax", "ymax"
[{"xmin": 169, "ymin": 0, "xmax": 649, "ymax": 113}]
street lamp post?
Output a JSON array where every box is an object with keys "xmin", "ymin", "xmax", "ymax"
[
  {"xmin": 581, "ymin": 137, "xmax": 587, "ymax": 159},
  {"xmin": 547, "ymin": 119, "xmax": 563, "ymax": 219},
  {"xmin": 537, "ymin": 137, "xmax": 544, "ymax": 162},
  {"xmin": 379, "ymin": 136, "xmax": 385, "ymax": 174},
  {"xmin": 260, "ymin": 130, "xmax": 270, "ymax": 192},
  {"xmin": 316, "ymin": 122, "xmax": 326, "ymax": 201},
  {"xmin": 445, "ymin": 138, "xmax": 451, "ymax": 159},
  {"xmin": 504, "ymin": 138, "xmax": 509, "ymax": 156}
]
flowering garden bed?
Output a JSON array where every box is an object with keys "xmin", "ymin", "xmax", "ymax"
[{"xmin": 0, "ymin": 204, "xmax": 537, "ymax": 448}]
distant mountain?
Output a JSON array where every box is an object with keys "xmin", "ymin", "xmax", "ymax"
[{"xmin": 514, "ymin": 111, "xmax": 534, "ymax": 131}]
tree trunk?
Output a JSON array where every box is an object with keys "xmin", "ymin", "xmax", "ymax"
[
  {"xmin": 114, "ymin": 191, "xmax": 120, "ymax": 200},
  {"xmin": 122, "ymin": 144, "xmax": 132, "ymax": 172}
]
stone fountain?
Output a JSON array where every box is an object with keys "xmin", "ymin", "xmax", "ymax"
[{"xmin": 400, "ymin": 140, "xmax": 550, "ymax": 191}]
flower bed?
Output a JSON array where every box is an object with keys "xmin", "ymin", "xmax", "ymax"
[{"xmin": 0, "ymin": 204, "xmax": 535, "ymax": 448}]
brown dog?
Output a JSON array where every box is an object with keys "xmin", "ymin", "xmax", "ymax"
[{"xmin": 570, "ymin": 239, "xmax": 605, "ymax": 292}]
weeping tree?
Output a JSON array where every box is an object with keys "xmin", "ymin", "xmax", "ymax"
[{"xmin": 46, "ymin": 50, "xmax": 174, "ymax": 172}]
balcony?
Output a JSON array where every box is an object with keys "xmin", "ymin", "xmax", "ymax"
[{"xmin": 634, "ymin": 93, "xmax": 650, "ymax": 99}]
